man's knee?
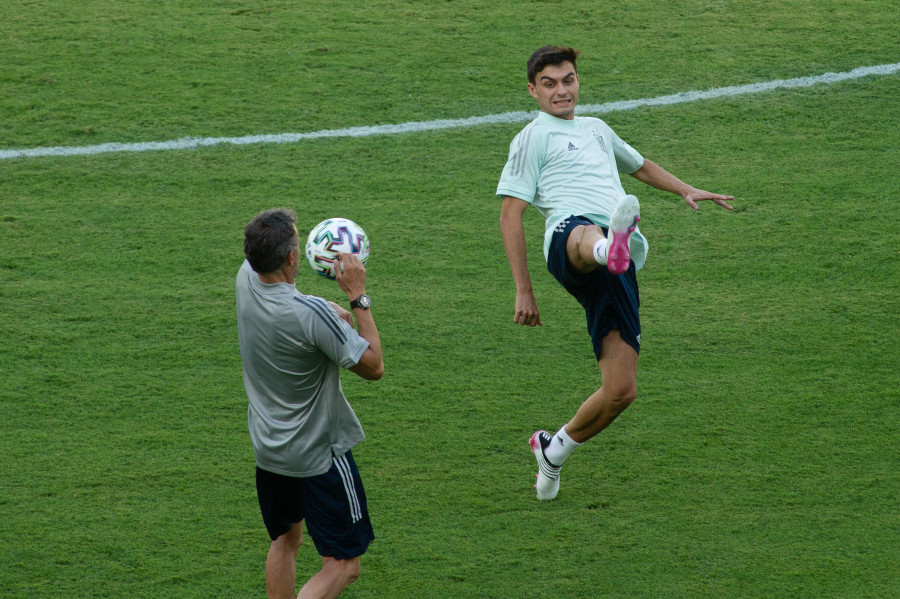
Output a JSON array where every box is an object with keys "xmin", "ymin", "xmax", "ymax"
[
  {"xmin": 607, "ymin": 381, "xmax": 636, "ymax": 408},
  {"xmin": 325, "ymin": 556, "xmax": 361, "ymax": 587},
  {"xmin": 566, "ymin": 224, "xmax": 603, "ymax": 272},
  {"xmin": 273, "ymin": 524, "xmax": 302, "ymax": 553},
  {"xmin": 341, "ymin": 559, "xmax": 361, "ymax": 584},
  {"xmin": 271, "ymin": 537, "xmax": 301, "ymax": 557}
]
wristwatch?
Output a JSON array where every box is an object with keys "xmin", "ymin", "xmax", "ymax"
[{"xmin": 350, "ymin": 294, "xmax": 371, "ymax": 310}]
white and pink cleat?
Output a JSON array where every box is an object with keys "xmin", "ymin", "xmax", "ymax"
[
  {"xmin": 529, "ymin": 430, "xmax": 561, "ymax": 501},
  {"xmin": 606, "ymin": 195, "xmax": 640, "ymax": 275}
]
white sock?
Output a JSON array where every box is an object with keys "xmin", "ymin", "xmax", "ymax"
[
  {"xmin": 545, "ymin": 426, "xmax": 581, "ymax": 466},
  {"xmin": 592, "ymin": 239, "xmax": 608, "ymax": 265}
]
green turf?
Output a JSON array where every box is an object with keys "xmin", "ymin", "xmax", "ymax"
[{"xmin": 1, "ymin": 1, "xmax": 898, "ymax": 597}]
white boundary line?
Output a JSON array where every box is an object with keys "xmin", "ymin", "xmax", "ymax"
[{"xmin": 2, "ymin": 62, "xmax": 897, "ymax": 161}]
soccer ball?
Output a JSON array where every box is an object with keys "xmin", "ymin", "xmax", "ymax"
[{"xmin": 305, "ymin": 218, "xmax": 370, "ymax": 279}]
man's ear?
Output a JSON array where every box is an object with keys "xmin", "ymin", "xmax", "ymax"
[{"xmin": 527, "ymin": 83, "xmax": 538, "ymax": 99}]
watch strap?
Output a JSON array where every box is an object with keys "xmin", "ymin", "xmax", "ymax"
[{"xmin": 350, "ymin": 294, "xmax": 370, "ymax": 309}]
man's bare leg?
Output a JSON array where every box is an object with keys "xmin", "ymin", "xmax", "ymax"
[
  {"xmin": 266, "ymin": 522, "xmax": 302, "ymax": 599},
  {"xmin": 298, "ymin": 556, "xmax": 361, "ymax": 599},
  {"xmin": 532, "ymin": 331, "xmax": 638, "ymax": 500},
  {"xmin": 530, "ymin": 196, "xmax": 642, "ymax": 500},
  {"xmin": 563, "ymin": 330, "xmax": 638, "ymax": 443},
  {"xmin": 565, "ymin": 222, "xmax": 606, "ymax": 273}
]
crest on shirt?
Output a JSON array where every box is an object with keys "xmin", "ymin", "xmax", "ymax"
[{"xmin": 593, "ymin": 131, "xmax": 607, "ymax": 152}]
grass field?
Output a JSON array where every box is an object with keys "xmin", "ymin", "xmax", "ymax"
[{"xmin": 1, "ymin": 1, "xmax": 898, "ymax": 597}]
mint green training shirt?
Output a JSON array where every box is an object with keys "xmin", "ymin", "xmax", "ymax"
[{"xmin": 496, "ymin": 111, "xmax": 649, "ymax": 270}]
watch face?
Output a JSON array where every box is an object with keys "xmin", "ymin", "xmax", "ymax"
[{"xmin": 358, "ymin": 294, "xmax": 371, "ymax": 308}]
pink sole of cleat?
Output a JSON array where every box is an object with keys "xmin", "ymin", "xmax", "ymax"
[
  {"xmin": 607, "ymin": 215, "xmax": 639, "ymax": 274},
  {"xmin": 607, "ymin": 195, "xmax": 641, "ymax": 275}
]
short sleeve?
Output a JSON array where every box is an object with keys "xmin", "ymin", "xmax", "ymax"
[
  {"xmin": 496, "ymin": 123, "xmax": 544, "ymax": 202},
  {"xmin": 293, "ymin": 296, "xmax": 369, "ymax": 369},
  {"xmin": 610, "ymin": 130, "xmax": 644, "ymax": 174}
]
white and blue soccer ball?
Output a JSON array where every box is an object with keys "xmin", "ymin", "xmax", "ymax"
[{"xmin": 305, "ymin": 218, "xmax": 370, "ymax": 279}]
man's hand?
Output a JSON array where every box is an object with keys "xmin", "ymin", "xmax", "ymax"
[
  {"xmin": 684, "ymin": 188, "xmax": 734, "ymax": 211},
  {"xmin": 333, "ymin": 252, "xmax": 367, "ymax": 300},
  {"xmin": 514, "ymin": 290, "xmax": 543, "ymax": 327},
  {"xmin": 334, "ymin": 252, "xmax": 384, "ymax": 380}
]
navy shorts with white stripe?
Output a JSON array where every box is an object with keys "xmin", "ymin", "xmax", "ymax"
[{"xmin": 256, "ymin": 450, "xmax": 375, "ymax": 559}]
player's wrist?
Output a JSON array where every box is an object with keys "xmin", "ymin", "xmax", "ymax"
[
  {"xmin": 679, "ymin": 185, "xmax": 699, "ymax": 199},
  {"xmin": 349, "ymin": 293, "xmax": 371, "ymax": 310}
]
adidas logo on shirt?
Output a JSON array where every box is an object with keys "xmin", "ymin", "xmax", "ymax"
[{"xmin": 567, "ymin": 142, "xmax": 578, "ymax": 151}]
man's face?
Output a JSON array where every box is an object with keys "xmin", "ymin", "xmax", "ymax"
[{"xmin": 528, "ymin": 61, "xmax": 579, "ymax": 119}]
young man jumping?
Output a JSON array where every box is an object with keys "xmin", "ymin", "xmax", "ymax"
[{"xmin": 497, "ymin": 46, "xmax": 733, "ymax": 500}]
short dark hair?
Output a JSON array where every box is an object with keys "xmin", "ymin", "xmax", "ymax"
[
  {"xmin": 527, "ymin": 46, "xmax": 581, "ymax": 84},
  {"xmin": 243, "ymin": 208, "xmax": 299, "ymax": 274}
]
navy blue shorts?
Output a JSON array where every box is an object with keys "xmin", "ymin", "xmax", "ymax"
[
  {"xmin": 256, "ymin": 451, "xmax": 374, "ymax": 559},
  {"xmin": 547, "ymin": 215, "xmax": 641, "ymax": 359}
]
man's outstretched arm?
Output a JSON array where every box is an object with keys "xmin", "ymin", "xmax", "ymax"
[{"xmin": 630, "ymin": 159, "xmax": 734, "ymax": 210}]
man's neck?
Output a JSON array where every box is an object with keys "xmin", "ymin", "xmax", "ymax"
[
  {"xmin": 540, "ymin": 110, "xmax": 575, "ymax": 121},
  {"xmin": 257, "ymin": 270, "xmax": 293, "ymax": 285}
]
